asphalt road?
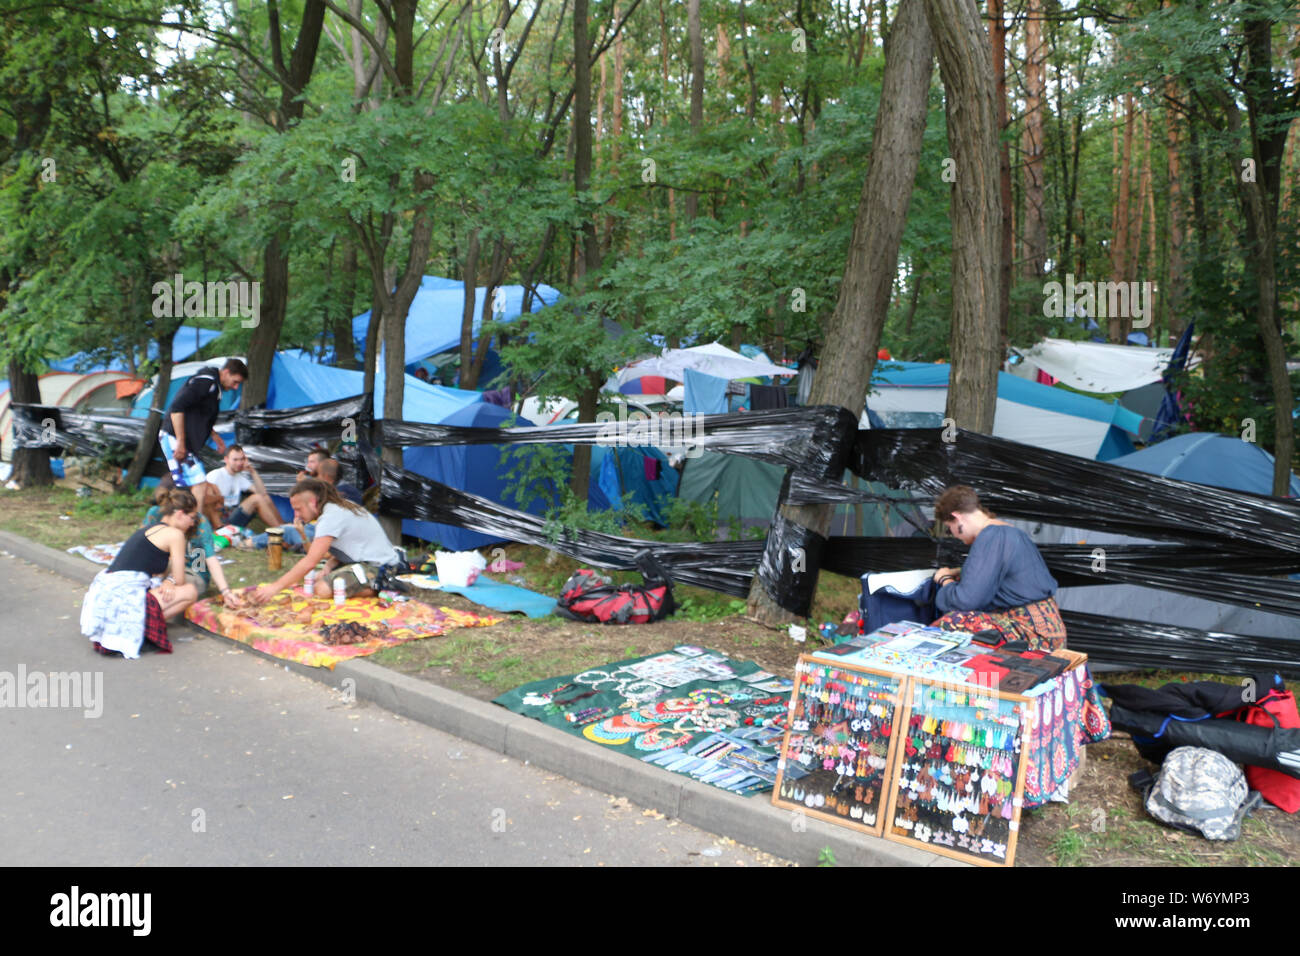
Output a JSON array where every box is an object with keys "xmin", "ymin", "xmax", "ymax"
[{"xmin": 0, "ymin": 553, "xmax": 787, "ymax": 866}]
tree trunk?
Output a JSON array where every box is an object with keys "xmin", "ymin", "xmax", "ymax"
[
  {"xmin": 573, "ymin": 0, "xmax": 601, "ymax": 278},
  {"xmin": 925, "ymin": 0, "xmax": 1002, "ymax": 434},
  {"xmin": 1021, "ymin": 0, "xmax": 1047, "ymax": 282},
  {"xmin": 334, "ymin": 239, "xmax": 359, "ymax": 368},
  {"xmin": 1165, "ymin": 77, "xmax": 1185, "ymax": 342},
  {"xmin": 987, "ymin": 0, "xmax": 1012, "ymax": 350},
  {"xmin": 685, "ymin": 0, "xmax": 704, "ymax": 223},
  {"xmin": 1109, "ymin": 94, "xmax": 1134, "ymax": 343},
  {"xmin": 7, "ymin": 360, "xmax": 53, "ymax": 487},
  {"xmin": 240, "ymin": 0, "xmax": 328, "ymax": 410},
  {"xmin": 123, "ymin": 330, "xmax": 177, "ymax": 490},
  {"xmin": 745, "ymin": 0, "xmax": 933, "ymax": 625},
  {"xmin": 459, "ymin": 226, "xmax": 481, "ymax": 385}
]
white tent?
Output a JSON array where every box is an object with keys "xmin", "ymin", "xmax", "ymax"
[
  {"xmin": 0, "ymin": 371, "xmax": 136, "ymax": 461},
  {"xmin": 606, "ymin": 343, "xmax": 795, "ymax": 391},
  {"xmin": 1010, "ymin": 338, "xmax": 1201, "ymax": 393},
  {"xmin": 866, "ymin": 363, "xmax": 1143, "ymax": 460}
]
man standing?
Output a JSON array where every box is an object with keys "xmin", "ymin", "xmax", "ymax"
[
  {"xmin": 203, "ymin": 445, "xmax": 283, "ymax": 531},
  {"xmin": 158, "ymin": 358, "xmax": 248, "ymax": 515}
]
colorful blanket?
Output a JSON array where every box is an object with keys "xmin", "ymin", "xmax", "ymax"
[{"xmin": 186, "ymin": 589, "xmax": 502, "ymax": 668}]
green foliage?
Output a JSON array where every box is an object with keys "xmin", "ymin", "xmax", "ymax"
[
  {"xmin": 664, "ymin": 495, "xmax": 720, "ymax": 542},
  {"xmin": 817, "ymin": 846, "xmax": 838, "ymax": 867},
  {"xmin": 675, "ymin": 596, "xmax": 747, "ymax": 622}
]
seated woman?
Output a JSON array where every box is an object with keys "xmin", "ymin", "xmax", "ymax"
[
  {"xmin": 81, "ymin": 489, "xmax": 203, "ymax": 657},
  {"xmin": 247, "ymin": 479, "xmax": 404, "ymax": 605},
  {"xmin": 141, "ymin": 483, "xmax": 242, "ymax": 601},
  {"xmin": 929, "ymin": 485, "xmax": 1066, "ymax": 652}
]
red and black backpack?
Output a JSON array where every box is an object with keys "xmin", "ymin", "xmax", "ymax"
[{"xmin": 556, "ymin": 550, "xmax": 677, "ymax": 625}]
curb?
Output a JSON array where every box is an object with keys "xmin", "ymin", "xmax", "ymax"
[{"xmin": 0, "ymin": 528, "xmax": 963, "ymax": 867}]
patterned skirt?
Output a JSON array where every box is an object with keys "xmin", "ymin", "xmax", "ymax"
[{"xmin": 931, "ymin": 596, "xmax": 1067, "ymax": 652}]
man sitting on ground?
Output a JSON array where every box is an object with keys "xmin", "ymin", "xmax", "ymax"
[
  {"xmin": 317, "ymin": 457, "xmax": 364, "ymax": 506},
  {"xmin": 297, "ymin": 448, "xmax": 327, "ymax": 483},
  {"xmin": 202, "ymin": 445, "xmax": 282, "ymax": 532}
]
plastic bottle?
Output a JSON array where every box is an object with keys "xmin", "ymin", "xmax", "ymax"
[
  {"xmin": 333, "ymin": 576, "xmax": 346, "ymax": 606},
  {"xmin": 303, "ymin": 568, "xmax": 316, "ymax": 597}
]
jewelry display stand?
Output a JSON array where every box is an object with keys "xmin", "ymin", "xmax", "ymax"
[
  {"xmin": 771, "ymin": 658, "xmax": 906, "ymax": 837},
  {"xmin": 774, "ymin": 654, "xmax": 1033, "ymax": 867},
  {"xmin": 884, "ymin": 678, "xmax": 1031, "ymax": 867}
]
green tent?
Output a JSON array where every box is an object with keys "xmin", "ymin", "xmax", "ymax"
[{"xmin": 677, "ymin": 451, "xmax": 926, "ymax": 536}]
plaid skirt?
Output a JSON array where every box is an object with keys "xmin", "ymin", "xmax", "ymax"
[
  {"xmin": 93, "ymin": 593, "xmax": 172, "ymax": 657},
  {"xmin": 932, "ymin": 596, "xmax": 1067, "ymax": 652}
]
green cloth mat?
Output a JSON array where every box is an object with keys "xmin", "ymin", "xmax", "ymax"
[{"xmin": 493, "ymin": 648, "xmax": 794, "ymax": 795}]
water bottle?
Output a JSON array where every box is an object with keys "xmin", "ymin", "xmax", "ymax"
[
  {"xmin": 303, "ymin": 568, "xmax": 316, "ymax": 597},
  {"xmin": 333, "ymin": 576, "xmax": 346, "ymax": 606}
]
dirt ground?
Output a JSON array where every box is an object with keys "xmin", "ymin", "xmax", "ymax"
[{"xmin": 4, "ymin": 484, "xmax": 1298, "ymax": 867}]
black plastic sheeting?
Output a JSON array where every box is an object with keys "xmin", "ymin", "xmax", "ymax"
[
  {"xmin": 379, "ymin": 405, "xmax": 859, "ymax": 471},
  {"xmin": 235, "ymin": 394, "xmax": 369, "ymax": 452},
  {"xmin": 853, "ymin": 428, "xmax": 1300, "ymax": 555},
  {"xmin": 379, "ymin": 462, "xmax": 763, "ymax": 595},
  {"xmin": 1062, "ymin": 610, "xmax": 1300, "ymax": 679},
  {"xmin": 14, "ymin": 395, "xmax": 1300, "ymax": 674},
  {"xmin": 13, "ymin": 405, "xmax": 151, "ymax": 456},
  {"xmin": 822, "ymin": 537, "xmax": 1300, "ymax": 619},
  {"xmin": 756, "ymin": 514, "xmax": 827, "ymax": 618}
]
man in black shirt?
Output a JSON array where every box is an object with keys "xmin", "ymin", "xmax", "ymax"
[{"xmin": 158, "ymin": 357, "xmax": 248, "ymax": 515}]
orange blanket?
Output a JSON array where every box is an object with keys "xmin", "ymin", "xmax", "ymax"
[{"xmin": 186, "ymin": 589, "xmax": 502, "ymax": 669}]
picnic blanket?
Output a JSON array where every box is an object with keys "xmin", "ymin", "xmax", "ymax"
[
  {"xmin": 67, "ymin": 543, "xmax": 123, "ymax": 565},
  {"xmin": 186, "ymin": 589, "xmax": 502, "ymax": 668},
  {"xmin": 398, "ymin": 573, "xmax": 557, "ymax": 618}
]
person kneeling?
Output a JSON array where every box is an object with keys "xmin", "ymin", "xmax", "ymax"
[
  {"xmin": 82, "ymin": 489, "xmax": 207, "ymax": 658},
  {"xmin": 246, "ymin": 479, "xmax": 404, "ymax": 605},
  {"xmin": 929, "ymin": 484, "xmax": 1066, "ymax": 652}
]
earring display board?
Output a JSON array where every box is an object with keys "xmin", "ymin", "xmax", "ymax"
[
  {"xmin": 885, "ymin": 679, "xmax": 1032, "ymax": 867},
  {"xmin": 772, "ymin": 658, "xmax": 906, "ymax": 837}
]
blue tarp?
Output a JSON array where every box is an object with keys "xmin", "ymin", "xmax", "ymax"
[
  {"xmin": 266, "ymin": 349, "xmax": 481, "ymax": 422},
  {"xmin": 587, "ymin": 443, "xmax": 679, "ymax": 527},
  {"xmin": 1108, "ymin": 433, "xmax": 1300, "ymax": 498},
  {"xmin": 351, "ymin": 276, "xmax": 562, "ymax": 365},
  {"xmin": 51, "ymin": 326, "xmax": 222, "ymax": 373},
  {"xmin": 402, "ymin": 402, "xmax": 549, "ymax": 551}
]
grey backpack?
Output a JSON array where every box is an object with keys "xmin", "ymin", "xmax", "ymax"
[{"xmin": 1130, "ymin": 746, "xmax": 1261, "ymax": 841}]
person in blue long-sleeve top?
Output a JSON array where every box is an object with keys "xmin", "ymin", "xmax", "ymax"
[{"xmin": 929, "ymin": 485, "xmax": 1066, "ymax": 651}]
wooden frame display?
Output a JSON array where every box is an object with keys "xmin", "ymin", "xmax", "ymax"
[
  {"xmin": 771, "ymin": 658, "xmax": 906, "ymax": 837},
  {"xmin": 884, "ymin": 678, "xmax": 1032, "ymax": 867}
]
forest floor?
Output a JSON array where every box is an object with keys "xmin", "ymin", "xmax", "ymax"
[{"xmin": 4, "ymin": 483, "xmax": 1297, "ymax": 867}]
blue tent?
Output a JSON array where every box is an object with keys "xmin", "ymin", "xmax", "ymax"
[
  {"xmin": 266, "ymin": 349, "xmax": 482, "ymax": 422},
  {"xmin": 1108, "ymin": 433, "xmax": 1300, "ymax": 498},
  {"xmin": 402, "ymin": 402, "xmax": 550, "ymax": 551},
  {"xmin": 351, "ymin": 276, "xmax": 563, "ymax": 367}
]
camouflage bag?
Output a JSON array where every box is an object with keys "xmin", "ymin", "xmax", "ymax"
[{"xmin": 1130, "ymin": 746, "xmax": 1261, "ymax": 842}]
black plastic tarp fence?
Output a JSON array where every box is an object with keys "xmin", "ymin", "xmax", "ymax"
[{"xmin": 14, "ymin": 398, "xmax": 1300, "ymax": 674}]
